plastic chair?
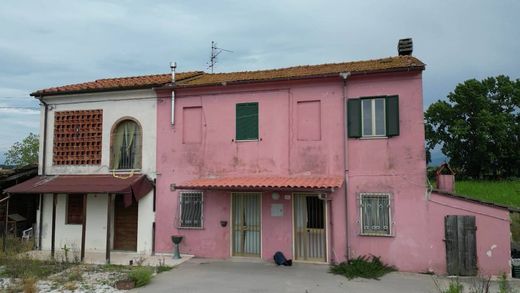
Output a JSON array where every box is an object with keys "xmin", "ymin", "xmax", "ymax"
[{"xmin": 22, "ymin": 227, "xmax": 33, "ymax": 241}]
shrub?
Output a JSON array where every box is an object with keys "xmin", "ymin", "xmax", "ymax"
[
  {"xmin": 128, "ymin": 266, "xmax": 153, "ymax": 287},
  {"xmin": 329, "ymin": 255, "xmax": 396, "ymax": 280}
]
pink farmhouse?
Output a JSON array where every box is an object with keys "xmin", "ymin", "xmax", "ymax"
[
  {"xmin": 154, "ymin": 56, "xmax": 510, "ymax": 276},
  {"xmin": 3, "ymin": 45, "xmax": 511, "ymax": 276}
]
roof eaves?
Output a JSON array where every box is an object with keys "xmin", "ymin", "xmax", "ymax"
[
  {"xmin": 433, "ymin": 189, "xmax": 520, "ymax": 212},
  {"xmin": 30, "ymin": 83, "xmax": 167, "ymax": 98}
]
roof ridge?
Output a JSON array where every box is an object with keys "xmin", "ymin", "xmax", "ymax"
[{"xmin": 205, "ymin": 56, "xmax": 414, "ymax": 76}]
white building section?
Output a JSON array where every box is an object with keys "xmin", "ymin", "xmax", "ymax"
[{"xmin": 36, "ymin": 89, "xmax": 157, "ymax": 255}]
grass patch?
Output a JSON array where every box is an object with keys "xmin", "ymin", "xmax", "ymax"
[
  {"xmin": 330, "ymin": 255, "xmax": 396, "ymax": 280},
  {"xmin": 0, "ymin": 256, "xmax": 73, "ymax": 279},
  {"xmin": 128, "ymin": 266, "xmax": 154, "ymax": 287},
  {"xmin": 453, "ymin": 180, "xmax": 520, "ymax": 208},
  {"xmin": 0, "ymin": 237, "xmax": 74, "ymax": 279}
]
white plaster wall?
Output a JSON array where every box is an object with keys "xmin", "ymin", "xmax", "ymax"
[
  {"xmin": 37, "ymin": 89, "xmax": 157, "ymax": 254},
  {"xmin": 137, "ymin": 191, "xmax": 154, "ymax": 253},
  {"xmin": 40, "ymin": 89, "xmax": 157, "ymax": 176},
  {"xmin": 40, "ymin": 194, "xmax": 109, "ymax": 252}
]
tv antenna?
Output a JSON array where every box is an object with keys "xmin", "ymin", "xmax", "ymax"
[{"xmin": 207, "ymin": 41, "xmax": 232, "ymax": 73}]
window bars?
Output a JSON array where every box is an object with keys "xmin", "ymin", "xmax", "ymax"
[
  {"xmin": 179, "ymin": 192, "xmax": 203, "ymax": 228},
  {"xmin": 359, "ymin": 193, "xmax": 391, "ymax": 236}
]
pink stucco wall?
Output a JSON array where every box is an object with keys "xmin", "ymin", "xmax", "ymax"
[
  {"xmin": 154, "ymin": 71, "xmax": 510, "ymax": 275},
  {"xmin": 427, "ymin": 192, "xmax": 510, "ymax": 275},
  {"xmin": 155, "ymin": 78, "xmax": 346, "ymax": 262}
]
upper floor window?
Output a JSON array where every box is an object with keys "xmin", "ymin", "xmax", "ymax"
[
  {"xmin": 111, "ymin": 119, "xmax": 142, "ymax": 170},
  {"xmin": 362, "ymin": 98, "xmax": 386, "ymax": 136},
  {"xmin": 347, "ymin": 96, "xmax": 399, "ymax": 138},
  {"xmin": 236, "ymin": 102, "xmax": 258, "ymax": 141}
]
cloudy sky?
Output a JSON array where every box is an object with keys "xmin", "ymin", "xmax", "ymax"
[{"xmin": 1, "ymin": 0, "xmax": 519, "ymax": 164}]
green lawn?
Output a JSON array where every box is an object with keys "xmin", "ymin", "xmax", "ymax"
[{"xmin": 454, "ymin": 180, "xmax": 520, "ymax": 209}]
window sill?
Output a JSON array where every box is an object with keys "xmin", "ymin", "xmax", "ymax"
[
  {"xmin": 359, "ymin": 233, "xmax": 394, "ymax": 237},
  {"xmin": 234, "ymin": 139, "xmax": 260, "ymax": 143},
  {"xmin": 177, "ymin": 226, "xmax": 204, "ymax": 230},
  {"xmin": 109, "ymin": 169, "xmax": 142, "ymax": 173},
  {"xmin": 359, "ymin": 136, "xmax": 388, "ymax": 140}
]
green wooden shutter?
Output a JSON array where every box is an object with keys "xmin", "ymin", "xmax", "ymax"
[
  {"xmin": 236, "ymin": 102, "xmax": 259, "ymax": 140},
  {"xmin": 385, "ymin": 95, "xmax": 399, "ymax": 137},
  {"xmin": 347, "ymin": 99, "xmax": 361, "ymax": 138}
]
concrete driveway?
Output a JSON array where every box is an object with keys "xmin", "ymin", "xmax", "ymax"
[{"xmin": 133, "ymin": 259, "xmax": 518, "ymax": 293}]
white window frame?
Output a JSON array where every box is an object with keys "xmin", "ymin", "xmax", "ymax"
[
  {"xmin": 178, "ymin": 191, "xmax": 204, "ymax": 229},
  {"xmin": 359, "ymin": 192, "xmax": 392, "ymax": 236},
  {"xmin": 361, "ymin": 98, "xmax": 386, "ymax": 137}
]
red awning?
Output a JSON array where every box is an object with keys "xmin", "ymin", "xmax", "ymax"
[
  {"xmin": 4, "ymin": 174, "xmax": 154, "ymax": 207},
  {"xmin": 175, "ymin": 176, "xmax": 344, "ymax": 192}
]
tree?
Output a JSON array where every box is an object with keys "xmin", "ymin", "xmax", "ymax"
[
  {"xmin": 4, "ymin": 133, "xmax": 39, "ymax": 167},
  {"xmin": 425, "ymin": 76, "xmax": 520, "ymax": 179}
]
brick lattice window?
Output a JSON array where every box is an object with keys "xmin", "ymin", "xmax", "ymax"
[{"xmin": 53, "ymin": 110, "xmax": 103, "ymax": 165}]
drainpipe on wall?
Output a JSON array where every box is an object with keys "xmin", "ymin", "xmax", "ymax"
[
  {"xmin": 37, "ymin": 96, "xmax": 48, "ymax": 251},
  {"xmin": 37, "ymin": 97, "xmax": 48, "ymax": 176},
  {"xmin": 170, "ymin": 62, "xmax": 177, "ymax": 125},
  {"xmin": 340, "ymin": 72, "xmax": 351, "ymax": 260}
]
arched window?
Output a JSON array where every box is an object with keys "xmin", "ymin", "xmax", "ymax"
[{"xmin": 111, "ymin": 119, "xmax": 142, "ymax": 170}]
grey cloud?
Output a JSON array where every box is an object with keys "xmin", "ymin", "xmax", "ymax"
[{"xmin": 0, "ymin": 0, "xmax": 519, "ymax": 163}]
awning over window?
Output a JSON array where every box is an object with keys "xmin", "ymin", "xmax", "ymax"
[
  {"xmin": 175, "ymin": 176, "xmax": 344, "ymax": 192},
  {"xmin": 4, "ymin": 174, "xmax": 154, "ymax": 207}
]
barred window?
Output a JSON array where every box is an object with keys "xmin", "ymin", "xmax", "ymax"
[
  {"xmin": 360, "ymin": 193, "xmax": 391, "ymax": 236},
  {"xmin": 179, "ymin": 192, "xmax": 203, "ymax": 228}
]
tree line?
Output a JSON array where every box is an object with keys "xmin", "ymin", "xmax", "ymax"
[{"xmin": 425, "ymin": 75, "xmax": 519, "ymax": 179}]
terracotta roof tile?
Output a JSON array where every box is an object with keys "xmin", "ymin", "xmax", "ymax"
[
  {"xmin": 32, "ymin": 56, "xmax": 424, "ymax": 96},
  {"xmin": 31, "ymin": 71, "xmax": 203, "ymax": 96},
  {"xmin": 177, "ymin": 56, "xmax": 424, "ymax": 88},
  {"xmin": 176, "ymin": 176, "xmax": 344, "ymax": 191}
]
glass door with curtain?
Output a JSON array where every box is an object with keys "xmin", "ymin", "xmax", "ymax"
[
  {"xmin": 231, "ymin": 192, "xmax": 261, "ymax": 257},
  {"xmin": 293, "ymin": 193, "xmax": 326, "ymax": 262}
]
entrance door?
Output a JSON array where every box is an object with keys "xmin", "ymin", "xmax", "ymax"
[
  {"xmin": 445, "ymin": 215, "xmax": 477, "ymax": 276},
  {"xmin": 231, "ymin": 192, "xmax": 261, "ymax": 257},
  {"xmin": 294, "ymin": 194, "xmax": 326, "ymax": 262},
  {"xmin": 113, "ymin": 195, "xmax": 138, "ymax": 251}
]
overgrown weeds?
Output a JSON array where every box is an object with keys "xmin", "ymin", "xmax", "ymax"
[
  {"xmin": 439, "ymin": 278, "xmax": 464, "ymax": 293},
  {"xmin": 433, "ymin": 273, "xmax": 517, "ymax": 293},
  {"xmin": 22, "ymin": 276, "xmax": 38, "ymax": 293},
  {"xmin": 128, "ymin": 266, "xmax": 154, "ymax": 287},
  {"xmin": 156, "ymin": 257, "xmax": 172, "ymax": 273},
  {"xmin": 329, "ymin": 255, "xmax": 396, "ymax": 280},
  {"xmin": 498, "ymin": 273, "xmax": 516, "ymax": 293}
]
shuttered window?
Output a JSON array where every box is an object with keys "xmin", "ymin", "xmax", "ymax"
[
  {"xmin": 347, "ymin": 96, "xmax": 399, "ymax": 138},
  {"xmin": 66, "ymin": 194, "xmax": 84, "ymax": 225},
  {"xmin": 179, "ymin": 192, "xmax": 203, "ymax": 228},
  {"xmin": 359, "ymin": 193, "xmax": 391, "ymax": 236},
  {"xmin": 236, "ymin": 102, "xmax": 259, "ymax": 140}
]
